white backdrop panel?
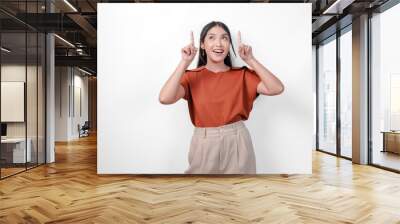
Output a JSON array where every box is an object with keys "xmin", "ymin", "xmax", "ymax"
[
  {"xmin": 98, "ymin": 3, "xmax": 313, "ymax": 174},
  {"xmin": 1, "ymin": 82, "xmax": 25, "ymax": 122}
]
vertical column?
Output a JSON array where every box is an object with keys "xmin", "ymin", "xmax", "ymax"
[
  {"xmin": 46, "ymin": 0, "xmax": 55, "ymax": 163},
  {"xmin": 352, "ymin": 14, "xmax": 369, "ymax": 164},
  {"xmin": 336, "ymin": 30, "xmax": 341, "ymax": 156}
]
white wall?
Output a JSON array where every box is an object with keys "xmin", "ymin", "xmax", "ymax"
[
  {"xmin": 55, "ymin": 67, "xmax": 89, "ymax": 141},
  {"xmin": 98, "ymin": 3, "xmax": 313, "ymax": 174},
  {"xmin": 72, "ymin": 72, "xmax": 89, "ymax": 138},
  {"xmin": 1, "ymin": 65, "xmax": 40, "ymax": 138},
  {"xmin": 55, "ymin": 67, "xmax": 69, "ymax": 141}
]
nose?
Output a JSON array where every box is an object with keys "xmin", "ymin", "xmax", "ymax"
[{"xmin": 216, "ymin": 38, "xmax": 222, "ymax": 46}]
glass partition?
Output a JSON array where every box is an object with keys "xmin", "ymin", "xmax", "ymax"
[
  {"xmin": 1, "ymin": 31, "xmax": 28, "ymax": 177},
  {"xmin": 38, "ymin": 32, "xmax": 45, "ymax": 165},
  {"xmin": 27, "ymin": 31, "xmax": 38, "ymax": 169},
  {"xmin": 0, "ymin": 1, "xmax": 46, "ymax": 179}
]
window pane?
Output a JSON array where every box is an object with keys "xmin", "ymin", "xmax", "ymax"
[
  {"xmin": 27, "ymin": 31, "xmax": 38, "ymax": 169},
  {"xmin": 340, "ymin": 29, "xmax": 352, "ymax": 158},
  {"xmin": 318, "ymin": 37, "xmax": 337, "ymax": 154},
  {"xmin": 38, "ymin": 32, "xmax": 45, "ymax": 165}
]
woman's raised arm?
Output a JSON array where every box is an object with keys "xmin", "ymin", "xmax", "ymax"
[{"xmin": 159, "ymin": 31, "xmax": 198, "ymax": 104}]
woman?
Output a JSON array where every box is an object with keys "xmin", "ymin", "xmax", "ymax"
[{"xmin": 159, "ymin": 21, "xmax": 284, "ymax": 174}]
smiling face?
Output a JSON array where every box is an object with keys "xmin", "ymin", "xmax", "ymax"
[{"xmin": 200, "ymin": 25, "xmax": 231, "ymax": 64}]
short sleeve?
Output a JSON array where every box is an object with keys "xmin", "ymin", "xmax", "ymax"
[
  {"xmin": 244, "ymin": 66, "xmax": 262, "ymax": 100},
  {"xmin": 179, "ymin": 71, "xmax": 191, "ymax": 101}
]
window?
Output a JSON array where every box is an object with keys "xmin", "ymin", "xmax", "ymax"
[
  {"xmin": 371, "ymin": 2, "xmax": 400, "ymax": 171},
  {"xmin": 318, "ymin": 36, "xmax": 337, "ymax": 154},
  {"xmin": 340, "ymin": 28, "xmax": 352, "ymax": 158}
]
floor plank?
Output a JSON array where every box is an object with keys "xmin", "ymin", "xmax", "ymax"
[{"xmin": 1, "ymin": 134, "xmax": 400, "ymax": 223}]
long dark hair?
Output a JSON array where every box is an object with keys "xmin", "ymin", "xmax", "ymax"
[{"xmin": 197, "ymin": 21, "xmax": 237, "ymax": 67}]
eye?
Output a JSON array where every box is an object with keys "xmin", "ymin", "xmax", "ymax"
[
  {"xmin": 222, "ymin": 36, "xmax": 228, "ymax": 40},
  {"xmin": 208, "ymin": 36, "xmax": 214, "ymax": 40}
]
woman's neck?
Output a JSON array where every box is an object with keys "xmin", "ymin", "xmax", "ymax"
[{"xmin": 205, "ymin": 61, "xmax": 230, "ymax": 73}]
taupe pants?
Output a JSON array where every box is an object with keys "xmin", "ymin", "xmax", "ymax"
[{"xmin": 184, "ymin": 120, "xmax": 257, "ymax": 174}]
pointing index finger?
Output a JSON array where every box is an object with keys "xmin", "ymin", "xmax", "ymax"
[
  {"xmin": 190, "ymin": 31, "xmax": 195, "ymax": 46},
  {"xmin": 237, "ymin": 30, "xmax": 242, "ymax": 46}
]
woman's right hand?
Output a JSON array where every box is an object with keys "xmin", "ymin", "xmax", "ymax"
[{"xmin": 181, "ymin": 31, "xmax": 198, "ymax": 64}]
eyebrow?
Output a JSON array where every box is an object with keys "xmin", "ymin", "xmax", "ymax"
[{"xmin": 207, "ymin": 33, "xmax": 229, "ymax": 37}]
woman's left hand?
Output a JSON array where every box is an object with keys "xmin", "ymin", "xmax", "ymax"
[{"xmin": 237, "ymin": 31, "xmax": 255, "ymax": 64}]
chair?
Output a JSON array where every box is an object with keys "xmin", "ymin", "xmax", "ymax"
[{"xmin": 78, "ymin": 121, "xmax": 90, "ymax": 138}]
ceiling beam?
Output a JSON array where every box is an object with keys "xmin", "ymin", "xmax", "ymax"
[{"xmin": 322, "ymin": 0, "xmax": 356, "ymax": 14}]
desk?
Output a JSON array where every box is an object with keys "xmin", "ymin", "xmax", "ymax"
[
  {"xmin": 1, "ymin": 138, "xmax": 31, "ymax": 163},
  {"xmin": 381, "ymin": 131, "xmax": 400, "ymax": 154}
]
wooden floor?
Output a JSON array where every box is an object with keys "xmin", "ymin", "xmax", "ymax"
[
  {"xmin": 373, "ymin": 150, "xmax": 400, "ymax": 171},
  {"xmin": 0, "ymin": 167, "xmax": 26, "ymax": 178},
  {"xmin": 1, "ymin": 134, "xmax": 400, "ymax": 223},
  {"xmin": 1, "ymin": 162, "xmax": 46, "ymax": 178}
]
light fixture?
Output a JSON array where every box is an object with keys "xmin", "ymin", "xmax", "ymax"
[
  {"xmin": 76, "ymin": 48, "xmax": 85, "ymax": 55},
  {"xmin": 322, "ymin": 0, "xmax": 355, "ymax": 15},
  {"xmin": 78, "ymin": 67, "xmax": 93, "ymax": 76},
  {"xmin": 54, "ymin": 34, "xmax": 75, "ymax": 48},
  {"xmin": 1, "ymin": 47, "xmax": 11, "ymax": 53},
  {"xmin": 63, "ymin": 0, "xmax": 78, "ymax": 12}
]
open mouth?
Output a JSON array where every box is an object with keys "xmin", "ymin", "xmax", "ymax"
[{"xmin": 212, "ymin": 49, "xmax": 224, "ymax": 56}]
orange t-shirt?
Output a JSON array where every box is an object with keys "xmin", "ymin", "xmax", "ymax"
[{"xmin": 180, "ymin": 65, "xmax": 261, "ymax": 127}]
